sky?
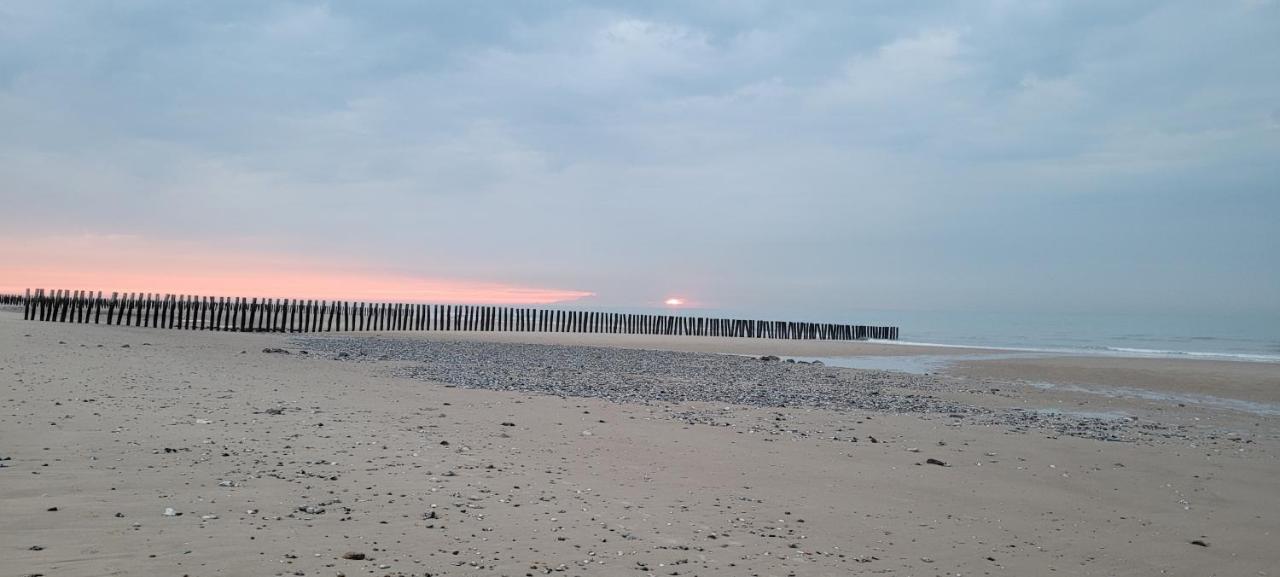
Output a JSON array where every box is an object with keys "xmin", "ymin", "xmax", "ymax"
[{"xmin": 1, "ymin": 1, "xmax": 1277, "ymax": 316}]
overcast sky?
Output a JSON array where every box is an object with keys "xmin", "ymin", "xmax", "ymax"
[{"xmin": 1, "ymin": 1, "xmax": 1277, "ymax": 315}]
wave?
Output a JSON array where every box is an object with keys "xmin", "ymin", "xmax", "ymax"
[
  {"xmin": 869, "ymin": 339, "xmax": 1280, "ymax": 363},
  {"xmin": 1101, "ymin": 347, "xmax": 1280, "ymax": 363}
]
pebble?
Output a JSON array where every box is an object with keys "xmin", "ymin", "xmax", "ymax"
[{"xmin": 292, "ymin": 336, "xmax": 1171, "ymax": 443}]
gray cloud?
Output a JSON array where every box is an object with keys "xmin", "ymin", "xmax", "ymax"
[{"xmin": 1, "ymin": 0, "xmax": 1277, "ymax": 315}]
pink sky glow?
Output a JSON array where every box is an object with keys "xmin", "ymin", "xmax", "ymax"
[{"xmin": 0, "ymin": 235, "xmax": 594, "ymax": 305}]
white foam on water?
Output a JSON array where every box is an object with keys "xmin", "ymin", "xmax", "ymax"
[
  {"xmin": 1101, "ymin": 347, "xmax": 1280, "ymax": 363},
  {"xmin": 869, "ymin": 339, "xmax": 1280, "ymax": 364}
]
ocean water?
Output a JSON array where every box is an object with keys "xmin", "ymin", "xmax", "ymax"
[
  {"xmin": 842, "ymin": 310, "xmax": 1280, "ymax": 363},
  {"xmin": 599, "ymin": 306, "xmax": 1280, "ymax": 364}
]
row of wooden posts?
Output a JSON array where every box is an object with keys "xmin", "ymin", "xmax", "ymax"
[{"xmin": 12, "ymin": 289, "xmax": 899, "ymax": 341}]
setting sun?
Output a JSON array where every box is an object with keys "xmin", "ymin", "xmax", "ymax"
[{"xmin": 664, "ymin": 297, "xmax": 685, "ymax": 306}]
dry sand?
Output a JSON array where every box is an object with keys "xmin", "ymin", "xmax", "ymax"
[{"xmin": 3, "ymin": 310, "xmax": 1278, "ymax": 576}]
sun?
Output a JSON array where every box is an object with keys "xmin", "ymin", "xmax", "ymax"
[{"xmin": 664, "ymin": 297, "xmax": 685, "ymax": 307}]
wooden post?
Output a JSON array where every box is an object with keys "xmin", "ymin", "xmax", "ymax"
[
  {"xmin": 267, "ymin": 297, "xmax": 276, "ymax": 332},
  {"xmin": 104, "ymin": 292, "xmax": 117, "ymax": 325},
  {"xmin": 246, "ymin": 296, "xmax": 255, "ymax": 331}
]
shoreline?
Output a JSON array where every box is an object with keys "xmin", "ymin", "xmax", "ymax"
[
  {"xmin": 3, "ymin": 313, "xmax": 1279, "ymax": 575},
  {"xmin": 305, "ymin": 325, "xmax": 1279, "ymax": 414},
  {"xmin": 5, "ymin": 306, "xmax": 1275, "ymax": 364}
]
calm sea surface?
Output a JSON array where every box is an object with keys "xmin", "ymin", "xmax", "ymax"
[{"xmin": 600, "ymin": 307, "xmax": 1280, "ymax": 364}]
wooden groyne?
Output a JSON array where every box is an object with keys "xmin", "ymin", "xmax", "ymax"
[{"xmin": 15, "ymin": 288, "xmax": 899, "ymax": 341}]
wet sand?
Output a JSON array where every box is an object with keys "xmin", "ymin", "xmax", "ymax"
[
  {"xmin": 3, "ymin": 311, "xmax": 1278, "ymax": 576},
  {"xmin": 947, "ymin": 355, "xmax": 1280, "ymax": 404}
]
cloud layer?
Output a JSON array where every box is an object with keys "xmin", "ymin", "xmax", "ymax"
[{"xmin": 1, "ymin": 1, "xmax": 1277, "ymax": 314}]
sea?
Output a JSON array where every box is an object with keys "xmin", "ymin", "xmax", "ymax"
[
  {"xmin": 829, "ymin": 309, "xmax": 1280, "ymax": 364},
  {"xmin": 607, "ymin": 307, "xmax": 1280, "ymax": 365}
]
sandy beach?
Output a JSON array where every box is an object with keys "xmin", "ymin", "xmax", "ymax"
[{"xmin": 3, "ymin": 309, "xmax": 1278, "ymax": 576}]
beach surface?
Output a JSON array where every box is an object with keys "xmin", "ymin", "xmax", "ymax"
[{"xmin": 3, "ymin": 310, "xmax": 1278, "ymax": 576}]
